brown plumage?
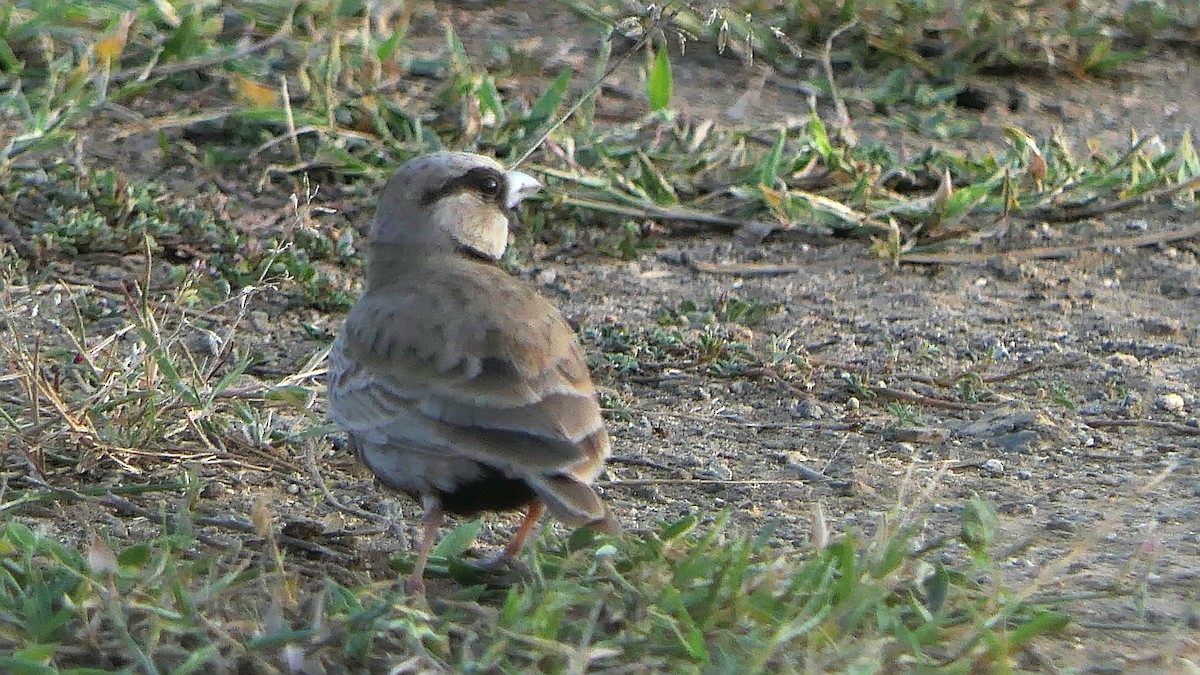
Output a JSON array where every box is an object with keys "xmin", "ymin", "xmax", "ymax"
[{"xmin": 327, "ymin": 152, "xmax": 617, "ymax": 593}]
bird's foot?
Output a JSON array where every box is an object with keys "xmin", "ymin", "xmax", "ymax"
[
  {"xmin": 471, "ymin": 552, "xmax": 533, "ymax": 582},
  {"xmin": 404, "ymin": 574, "xmax": 430, "ymax": 609},
  {"xmin": 470, "ymin": 550, "xmax": 511, "ymax": 571}
]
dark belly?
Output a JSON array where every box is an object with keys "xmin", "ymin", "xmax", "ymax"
[
  {"xmin": 345, "ymin": 434, "xmax": 537, "ymax": 515},
  {"xmin": 433, "ymin": 466, "xmax": 537, "ymax": 515}
]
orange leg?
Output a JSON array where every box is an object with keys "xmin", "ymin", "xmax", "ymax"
[
  {"xmin": 503, "ymin": 501, "xmax": 546, "ymax": 559},
  {"xmin": 406, "ymin": 497, "xmax": 443, "ymax": 596},
  {"xmin": 476, "ymin": 501, "xmax": 546, "ymax": 570}
]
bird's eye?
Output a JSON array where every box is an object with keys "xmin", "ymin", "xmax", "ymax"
[{"xmin": 477, "ymin": 175, "xmax": 501, "ymax": 197}]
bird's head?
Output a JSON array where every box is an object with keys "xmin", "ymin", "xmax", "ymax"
[{"xmin": 370, "ymin": 151, "xmax": 541, "ymax": 262}]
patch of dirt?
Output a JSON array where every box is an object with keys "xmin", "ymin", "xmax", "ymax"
[
  {"xmin": 586, "ymin": 236, "xmax": 1200, "ymax": 671},
  {"xmin": 7, "ymin": 1, "xmax": 1200, "ymax": 670},
  {"xmin": 419, "ymin": 5, "xmax": 1200, "ymax": 668}
]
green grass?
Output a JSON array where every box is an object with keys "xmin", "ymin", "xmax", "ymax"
[
  {"xmin": 0, "ymin": 0, "xmax": 1195, "ymax": 671},
  {"xmin": 4, "ymin": 0, "xmax": 1198, "ymax": 270},
  {"xmin": 0, "ymin": 501, "xmax": 1076, "ymax": 672},
  {"xmin": 573, "ymin": 0, "xmax": 1198, "ymax": 81}
]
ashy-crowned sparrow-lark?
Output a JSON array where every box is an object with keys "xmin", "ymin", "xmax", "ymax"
[{"xmin": 328, "ymin": 152, "xmax": 617, "ymax": 594}]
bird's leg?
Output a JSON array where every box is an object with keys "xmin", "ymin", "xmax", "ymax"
[
  {"xmin": 475, "ymin": 500, "xmax": 546, "ymax": 570},
  {"xmin": 503, "ymin": 500, "xmax": 546, "ymax": 559},
  {"xmin": 406, "ymin": 496, "xmax": 443, "ymax": 597}
]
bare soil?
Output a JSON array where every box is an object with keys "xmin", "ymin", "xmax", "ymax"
[
  {"xmin": 418, "ymin": 7, "xmax": 1200, "ymax": 671},
  {"xmin": 10, "ymin": 2, "xmax": 1200, "ymax": 671}
]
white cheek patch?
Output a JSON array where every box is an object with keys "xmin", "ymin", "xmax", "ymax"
[{"xmin": 429, "ymin": 193, "xmax": 509, "ymax": 260}]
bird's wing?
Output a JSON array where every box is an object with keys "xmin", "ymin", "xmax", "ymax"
[{"xmin": 328, "ymin": 268, "xmax": 613, "ymax": 528}]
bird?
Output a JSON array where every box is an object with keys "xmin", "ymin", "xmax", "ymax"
[{"xmin": 327, "ymin": 151, "xmax": 618, "ymax": 594}]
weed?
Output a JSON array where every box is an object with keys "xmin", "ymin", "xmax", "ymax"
[
  {"xmin": 1051, "ymin": 381, "xmax": 1077, "ymax": 411},
  {"xmin": 657, "ymin": 293, "xmax": 781, "ymax": 328},
  {"xmin": 0, "ymin": 504, "xmax": 1080, "ymax": 671},
  {"xmin": 885, "ymin": 401, "xmax": 920, "ymax": 428}
]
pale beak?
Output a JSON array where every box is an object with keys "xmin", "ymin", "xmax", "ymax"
[{"xmin": 505, "ymin": 170, "xmax": 542, "ymax": 209}]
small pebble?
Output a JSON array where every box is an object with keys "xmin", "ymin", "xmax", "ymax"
[
  {"xmin": 997, "ymin": 431, "xmax": 1039, "ymax": 453},
  {"xmin": 1045, "ymin": 518, "xmax": 1076, "ymax": 533},
  {"xmin": 1108, "ymin": 353, "xmax": 1140, "ymax": 368},
  {"xmin": 981, "ymin": 335, "xmax": 1009, "ymax": 360},
  {"xmin": 728, "ymin": 380, "xmax": 754, "ymax": 395},
  {"xmin": 629, "ymin": 417, "xmax": 655, "ymax": 438},
  {"xmin": 186, "ymin": 328, "xmax": 223, "ymax": 357},
  {"xmin": 200, "ymin": 482, "xmax": 227, "ymax": 499},
  {"xmin": 697, "ymin": 460, "xmax": 733, "ymax": 481},
  {"xmin": 790, "ymin": 398, "xmax": 826, "ymax": 420},
  {"xmin": 1157, "ymin": 393, "xmax": 1185, "ymax": 414},
  {"xmin": 20, "ymin": 169, "xmax": 50, "ymax": 186},
  {"xmin": 1141, "ymin": 318, "xmax": 1182, "ymax": 336},
  {"xmin": 250, "ymin": 310, "xmax": 271, "ymax": 332},
  {"xmin": 828, "ymin": 480, "xmax": 854, "ymax": 496}
]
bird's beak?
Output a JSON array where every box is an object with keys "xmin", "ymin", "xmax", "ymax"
[{"xmin": 505, "ymin": 170, "xmax": 542, "ymax": 210}]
